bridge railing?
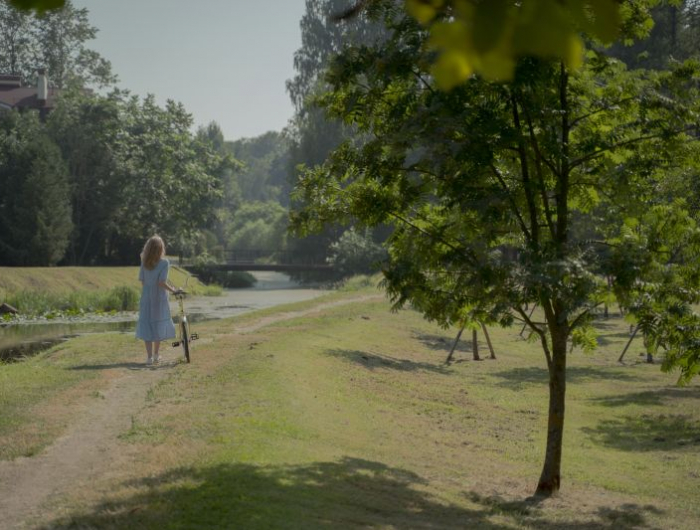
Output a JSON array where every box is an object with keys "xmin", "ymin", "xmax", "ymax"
[{"xmin": 223, "ymin": 249, "xmax": 328, "ymax": 266}]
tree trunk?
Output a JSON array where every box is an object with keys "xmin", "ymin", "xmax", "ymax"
[
  {"xmin": 481, "ymin": 323, "xmax": 496, "ymax": 359},
  {"xmin": 445, "ymin": 323, "xmax": 466, "ymax": 364},
  {"xmin": 618, "ymin": 325, "xmax": 639, "ymax": 363},
  {"xmin": 519, "ymin": 305, "xmax": 536, "ymax": 337},
  {"xmin": 472, "ymin": 329, "xmax": 480, "ymax": 361},
  {"xmin": 536, "ymin": 328, "xmax": 567, "ymax": 495},
  {"xmin": 643, "ymin": 334, "xmax": 655, "ymax": 364}
]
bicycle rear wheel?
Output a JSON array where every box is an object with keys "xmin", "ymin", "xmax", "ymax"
[{"xmin": 181, "ymin": 320, "xmax": 190, "ymax": 363}]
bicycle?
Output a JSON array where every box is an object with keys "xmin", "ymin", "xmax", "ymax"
[{"xmin": 171, "ymin": 278, "xmax": 199, "ymax": 362}]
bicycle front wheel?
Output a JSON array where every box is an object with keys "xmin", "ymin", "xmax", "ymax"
[{"xmin": 181, "ymin": 320, "xmax": 190, "ymax": 363}]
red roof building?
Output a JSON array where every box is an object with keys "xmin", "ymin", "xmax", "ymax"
[{"xmin": 0, "ymin": 70, "xmax": 59, "ymax": 119}]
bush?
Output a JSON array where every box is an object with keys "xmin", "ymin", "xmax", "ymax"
[
  {"xmin": 100, "ymin": 286, "xmax": 140, "ymax": 311},
  {"xmin": 185, "ymin": 267, "xmax": 257, "ymax": 289},
  {"xmin": 338, "ymin": 274, "xmax": 379, "ymax": 292},
  {"xmin": 200, "ymin": 284, "xmax": 224, "ymax": 296},
  {"xmin": 329, "ymin": 228, "xmax": 387, "ymax": 280}
]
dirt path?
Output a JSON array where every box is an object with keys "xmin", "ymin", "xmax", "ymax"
[{"xmin": 0, "ymin": 295, "xmax": 381, "ymax": 529}]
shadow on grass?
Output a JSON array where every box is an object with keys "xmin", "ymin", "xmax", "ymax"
[
  {"xmin": 44, "ymin": 458, "xmax": 665, "ymax": 530},
  {"xmin": 493, "ymin": 366, "xmax": 644, "ymax": 389},
  {"xmin": 589, "ymin": 387, "xmax": 700, "ymax": 408},
  {"xmin": 467, "ymin": 493, "xmax": 664, "ymax": 530},
  {"xmin": 595, "ymin": 331, "xmax": 640, "ymax": 347},
  {"xmin": 326, "ymin": 349, "xmax": 449, "ymax": 374},
  {"xmin": 582, "ymin": 414, "xmax": 700, "ymax": 451},
  {"xmin": 68, "ymin": 361, "xmax": 179, "ymax": 371},
  {"xmin": 414, "ymin": 332, "xmax": 453, "ymax": 353}
]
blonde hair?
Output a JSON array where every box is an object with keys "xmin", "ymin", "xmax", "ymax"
[{"xmin": 140, "ymin": 235, "xmax": 165, "ymax": 270}]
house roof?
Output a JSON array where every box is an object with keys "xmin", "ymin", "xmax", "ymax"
[{"xmin": 0, "ymin": 86, "xmax": 59, "ymax": 110}]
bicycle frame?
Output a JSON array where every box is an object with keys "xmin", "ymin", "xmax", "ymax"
[{"xmin": 171, "ymin": 276, "xmax": 199, "ymax": 362}]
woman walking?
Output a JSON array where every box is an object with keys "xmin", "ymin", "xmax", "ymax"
[{"xmin": 136, "ymin": 235, "xmax": 177, "ymax": 365}]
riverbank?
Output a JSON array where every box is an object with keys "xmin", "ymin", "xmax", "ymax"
[
  {"xmin": 0, "ymin": 266, "xmax": 220, "ymax": 322},
  {"xmin": 0, "ymin": 267, "xmax": 145, "ymax": 295},
  {"xmin": 1, "ymin": 287, "xmax": 699, "ymax": 528}
]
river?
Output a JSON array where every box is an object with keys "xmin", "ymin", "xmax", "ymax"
[{"xmin": 0, "ymin": 272, "xmax": 327, "ymax": 361}]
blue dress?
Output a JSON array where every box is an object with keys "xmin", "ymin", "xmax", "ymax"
[{"xmin": 135, "ymin": 259, "xmax": 176, "ymax": 342}]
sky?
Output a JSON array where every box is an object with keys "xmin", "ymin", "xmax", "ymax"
[{"xmin": 73, "ymin": 0, "xmax": 307, "ymax": 142}]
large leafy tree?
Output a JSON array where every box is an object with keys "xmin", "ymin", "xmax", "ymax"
[
  {"xmin": 286, "ymin": 0, "xmax": 390, "ymax": 269},
  {"xmin": 0, "ymin": 0, "xmax": 114, "ymax": 87},
  {"xmin": 292, "ymin": 3, "xmax": 700, "ymax": 494},
  {"xmin": 227, "ymin": 131, "xmax": 291, "ymax": 205},
  {"xmin": 110, "ymin": 94, "xmax": 225, "ymax": 261},
  {"xmin": 0, "ymin": 111, "xmax": 72, "ymax": 265},
  {"xmin": 45, "ymin": 90, "xmax": 229, "ymax": 264},
  {"xmin": 47, "ymin": 89, "xmax": 124, "ymax": 264}
]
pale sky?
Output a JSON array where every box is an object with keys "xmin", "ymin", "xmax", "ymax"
[{"xmin": 73, "ymin": 0, "xmax": 307, "ymax": 141}]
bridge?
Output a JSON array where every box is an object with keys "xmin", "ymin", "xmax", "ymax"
[{"xmin": 182, "ymin": 249, "xmax": 334, "ymax": 273}]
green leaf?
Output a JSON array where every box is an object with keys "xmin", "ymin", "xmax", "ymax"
[
  {"xmin": 588, "ymin": 0, "xmax": 622, "ymax": 43},
  {"xmin": 477, "ymin": 46, "xmax": 516, "ymax": 81},
  {"xmin": 431, "ymin": 50, "xmax": 473, "ymax": 90},
  {"xmin": 564, "ymin": 33, "xmax": 585, "ymax": 70},
  {"xmin": 513, "ymin": 0, "xmax": 576, "ymax": 59},
  {"xmin": 9, "ymin": 0, "xmax": 65, "ymax": 12},
  {"xmin": 472, "ymin": 0, "xmax": 510, "ymax": 54},
  {"xmin": 405, "ymin": 0, "xmax": 444, "ymax": 26}
]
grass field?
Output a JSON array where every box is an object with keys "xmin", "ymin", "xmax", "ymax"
[
  {"xmin": 0, "ymin": 265, "xmax": 206, "ymax": 296},
  {"xmin": 2, "ymin": 287, "xmax": 700, "ymax": 529},
  {"xmin": 0, "ymin": 265, "xmax": 218, "ymax": 317}
]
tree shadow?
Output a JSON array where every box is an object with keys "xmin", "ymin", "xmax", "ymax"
[
  {"xmin": 595, "ymin": 331, "xmax": 640, "ymax": 347},
  {"xmin": 326, "ymin": 349, "xmax": 449, "ymax": 374},
  {"xmin": 492, "ymin": 366, "xmax": 644, "ymax": 389},
  {"xmin": 43, "ymin": 458, "xmax": 665, "ymax": 530},
  {"xmin": 414, "ymin": 332, "xmax": 454, "ymax": 353},
  {"xmin": 582, "ymin": 414, "xmax": 700, "ymax": 451},
  {"xmin": 68, "ymin": 361, "xmax": 179, "ymax": 371},
  {"xmin": 591, "ymin": 320, "xmax": 625, "ymax": 331},
  {"xmin": 589, "ymin": 387, "xmax": 700, "ymax": 408},
  {"xmin": 467, "ymin": 493, "xmax": 664, "ymax": 529}
]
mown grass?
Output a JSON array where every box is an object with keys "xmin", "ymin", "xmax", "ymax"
[
  {"xmin": 0, "ymin": 333, "xmax": 135, "ymax": 460},
  {"xmin": 4, "ymin": 289, "xmax": 700, "ymax": 529}
]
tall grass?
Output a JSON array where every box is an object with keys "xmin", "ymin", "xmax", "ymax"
[
  {"xmin": 6, "ymin": 286, "xmax": 141, "ymax": 316},
  {"xmin": 199, "ymin": 284, "xmax": 223, "ymax": 296}
]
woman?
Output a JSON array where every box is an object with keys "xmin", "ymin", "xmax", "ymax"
[{"xmin": 135, "ymin": 235, "xmax": 178, "ymax": 365}]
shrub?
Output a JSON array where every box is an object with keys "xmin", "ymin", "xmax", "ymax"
[
  {"xmin": 100, "ymin": 286, "xmax": 140, "ymax": 312},
  {"xmin": 328, "ymin": 228, "xmax": 387, "ymax": 280}
]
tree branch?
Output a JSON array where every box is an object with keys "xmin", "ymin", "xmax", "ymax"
[
  {"xmin": 516, "ymin": 305, "xmax": 552, "ymax": 368},
  {"xmin": 510, "ymin": 91, "xmax": 540, "ymax": 247},
  {"xmin": 522, "ymin": 104, "xmax": 557, "ymax": 239},
  {"xmin": 489, "ymin": 163, "xmax": 532, "ymax": 241},
  {"xmin": 570, "ymin": 127, "xmax": 695, "ymax": 170},
  {"xmin": 569, "ymin": 303, "xmax": 603, "ymax": 331},
  {"xmin": 570, "ymin": 96, "xmax": 639, "ymax": 127}
]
